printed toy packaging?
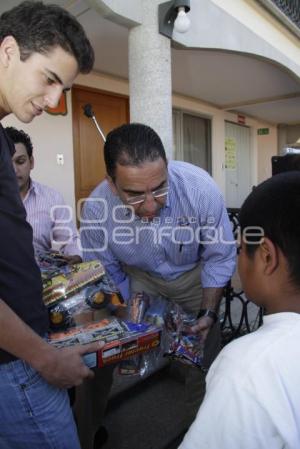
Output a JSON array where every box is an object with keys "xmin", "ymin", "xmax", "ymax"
[
  {"xmin": 37, "ymin": 253, "xmax": 161, "ymax": 368},
  {"xmin": 42, "ymin": 259, "xmax": 106, "ymax": 307},
  {"xmin": 48, "ymin": 317, "xmax": 161, "ymax": 368},
  {"xmin": 164, "ymin": 302, "xmax": 204, "ymax": 368}
]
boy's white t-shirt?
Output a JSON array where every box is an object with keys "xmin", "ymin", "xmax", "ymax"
[{"xmin": 179, "ymin": 313, "xmax": 300, "ymax": 449}]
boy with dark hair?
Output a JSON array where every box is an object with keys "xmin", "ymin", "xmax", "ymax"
[
  {"xmin": 179, "ymin": 171, "xmax": 300, "ymax": 449},
  {"xmin": 0, "ymin": 2, "xmax": 100, "ymax": 448}
]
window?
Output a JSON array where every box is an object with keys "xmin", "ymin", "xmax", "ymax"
[{"xmin": 173, "ymin": 110, "xmax": 212, "ymax": 173}]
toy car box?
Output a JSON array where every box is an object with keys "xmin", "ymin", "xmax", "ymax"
[{"xmin": 48, "ymin": 318, "xmax": 161, "ymax": 368}]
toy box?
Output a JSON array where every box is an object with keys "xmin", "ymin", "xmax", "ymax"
[
  {"xmin": 38, "ymin": 256, "xmax": 125, "ymax": 330},
  {"xmin": 42, "ymin": 260, "xmax": 106, "ymax": 307},
  {"xmin": 40, "ymin": 256, "xmax": 161, "ymax": 368},
  {"xmin": 48, "ymin": 318, "xmax": 161, "ymax": 368}
]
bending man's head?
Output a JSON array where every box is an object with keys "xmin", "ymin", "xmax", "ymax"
[
  {"xmin": 104, "ymin": 123, "xmax": 167, "ymax": 181},
  {"xmin": 104, "ymin": 123, "xmax": 168, "ymax": 220}
]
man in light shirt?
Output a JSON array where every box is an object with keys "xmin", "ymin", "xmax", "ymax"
[
  {"xmin": 81, "ymin": 122, "xmax": 236, "ymax": 426},
  {"xmin": 7, "ymin": 126, "xmax": 82, "ymax": 264}
]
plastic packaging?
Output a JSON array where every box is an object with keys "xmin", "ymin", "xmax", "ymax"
[
  {"xmin": 47, "ymin": 274, "xmax": 125, "ymax": 330},
  {"xmin": 118, "ymin": 292, "xmax": 150, "ymax": 375},
  {"xmin": 164, "ymin": 302, "xmax": 204, "ymax": 368}
]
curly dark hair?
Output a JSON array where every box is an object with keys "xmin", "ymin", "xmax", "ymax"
[
  {"xmin": 5, "ymin": 126, "xmax": 33, "ymax": 158},
  {"xmin": 0, "ymin": 1, "xmax": 94, "ymax": 73}
]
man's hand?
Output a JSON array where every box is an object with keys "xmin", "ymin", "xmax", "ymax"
[
  {"xmin": 188, "ymin": 286, "xmax": 223, "ymax": 343},
  {"xmin": 60, "ymin": 254, "xmax": 82, "ymax": 265},
  {"xmin": 35, "ymin": 341, "xmax": 103, "ymax": 389},
  {"xmin": 189, "ymin": 316, "xmax": 215, "ymax": 344}
]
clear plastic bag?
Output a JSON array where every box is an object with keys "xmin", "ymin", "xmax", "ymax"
[
  {"xmin": 164, "ymin": 302, "xmax": 204, "ymax": 368},
  {"xmin": 117, "ymin": 294, "xmax": 170, "ymax": 378}
]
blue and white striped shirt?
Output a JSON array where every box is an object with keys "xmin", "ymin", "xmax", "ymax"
[{"xmin": 80, "ymin": 161, "xmax": 236, "ymax": 300}]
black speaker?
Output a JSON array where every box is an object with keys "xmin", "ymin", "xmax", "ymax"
[{"xmin": 272, "ymin": 154, "xmax": 300, "ymax": 176}]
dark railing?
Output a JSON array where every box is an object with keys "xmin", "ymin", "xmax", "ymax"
[
  {"xmin": 221, "ymin": 208, "xmax": 263, "ymax": 346},
  {"xmin": 270, "ymin": 0, "xmax": 300, "ymax": 28},
  {"xmin": 221, "ymin": 280, "xmax": 264, "ymax": 346}
]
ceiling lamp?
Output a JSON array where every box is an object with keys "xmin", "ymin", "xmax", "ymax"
[{"xmin": 159, "ymin": 0, "xmax": 191, "ymax": 39}]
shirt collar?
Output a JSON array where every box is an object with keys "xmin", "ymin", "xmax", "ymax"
[{"xmin": 23, "ymin": 178, "xmax": 37, "ymax": 202}]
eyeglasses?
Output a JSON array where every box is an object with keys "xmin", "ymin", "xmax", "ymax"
[{"xmin": 126, "ymin": 186, "xmax": 169, "ymax": 206}]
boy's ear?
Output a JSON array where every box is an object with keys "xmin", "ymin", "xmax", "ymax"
[
  {"xmin": 259, "ymin": 237, "xmax": 279, "ymax": 275},
  {"xmin": 106, "ymin": 174, "xmax": 117, "ymax": 195},
  {"xmin": 0, "ymin": 36, "xmax": 19, "ymax": 68}
]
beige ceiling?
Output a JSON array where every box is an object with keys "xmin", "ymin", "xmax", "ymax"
[{"xmin": 1, "ymin": 0, "xmax": 300, "ymax": 125}]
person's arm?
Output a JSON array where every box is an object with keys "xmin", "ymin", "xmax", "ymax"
[
  {"xmin": 199, "ymin": 191, "xmax": 236, "ymax": 289},
  {"xmin": 192, "ymin": 186, "xmax": 236, "ymax": 340},
  {"xmin": 191, "ymin": 287, "xmax": 224, "ymax": 340},
  {"xmin": 59, "ymin": 254, "xmax": 82, "ymax": 265},
  {"xmin": 80, "ymin": 199, "xmax": 130, "ymax": 301},
  {"xmin": 0, "ymin": 299, "xmax": 102, "ymax": 388}
]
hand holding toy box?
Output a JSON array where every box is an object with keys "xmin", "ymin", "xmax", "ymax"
[{"xmin": 48, "ymin": 318, "xmax": 161, "ymax": 368}]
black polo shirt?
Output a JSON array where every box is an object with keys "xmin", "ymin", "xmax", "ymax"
[{"xmin": 0, "ymin": 124, "xmax": 48, "ymax": 364}]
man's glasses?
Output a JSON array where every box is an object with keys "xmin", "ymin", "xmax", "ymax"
[{"xmin": 126, "ymin": 186, "xmax": 169, "ymax": 206}]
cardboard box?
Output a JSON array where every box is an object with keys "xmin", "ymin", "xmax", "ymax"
[
  {"xmin": 48, "ymin": 318, "xmax": 161, "ymax": 368},
  {"xmin": 96, "ymin": 327, "xmax": 161, "ymax": 367}
]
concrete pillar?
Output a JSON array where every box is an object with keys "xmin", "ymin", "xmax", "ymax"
[{"xmin": 128, "ymin": 0, "xmax": 173, "ymax": 159}]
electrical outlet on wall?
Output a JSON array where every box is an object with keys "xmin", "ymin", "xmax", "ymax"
[{"xmin": 56, "ymin": 154, "xmax": 64, "ymax": 165}]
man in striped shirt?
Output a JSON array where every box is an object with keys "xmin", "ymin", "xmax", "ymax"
[
  {"xmin": 7, "ymin": 126, "xmax": 82, "ymax": 265},
  {"xmin": 81, "ymin": 123, "xmax": 236, "ymax": 426}
]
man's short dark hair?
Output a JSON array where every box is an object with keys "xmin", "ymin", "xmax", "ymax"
[
  {"xmin": 239, "ymin": 171, "xmax": 300, "ymax": 288},
  {"xmin": 5, "ymin": 126, "xmax": 33, "ymax": 158},
  {"xmin": 104, "ymin": 123, "xmax": 167, "ymax": 180},
  {"xmin": 0, "ymin": 1, "xmax": 94, "ymax": 73}
]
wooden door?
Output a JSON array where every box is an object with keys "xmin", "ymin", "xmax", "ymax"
[{"xmin": 72, "ymin": 86, "xmax": 129, "ymax": 206}]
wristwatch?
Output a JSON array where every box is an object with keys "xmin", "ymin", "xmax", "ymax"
[{"xmin": 197, "ymin": 309, "xmax": 218, "ymax": 323}]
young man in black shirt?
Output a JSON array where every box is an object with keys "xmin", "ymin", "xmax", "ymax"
[{"xmin": 0, "ymin": 2, "xmax": 101, "ymax": 448}]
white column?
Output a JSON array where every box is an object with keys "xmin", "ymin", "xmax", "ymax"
[{"xmin": 128, "ymin": 0, "xmax": 173, "ymax": 159}]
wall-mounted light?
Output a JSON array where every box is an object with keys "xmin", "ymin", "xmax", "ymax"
[{"xmin": 159, "ymin": 0, "xmax": 191, "ymax": 39}]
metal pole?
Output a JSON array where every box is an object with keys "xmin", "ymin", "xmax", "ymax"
[{"xmin": 82, "ymin": 103, "xmax": 106, "ymax": 142}]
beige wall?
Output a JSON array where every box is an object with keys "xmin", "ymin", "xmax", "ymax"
[
  {"xmin": 3, "ymin": 70, "xmax": 277, "ymax": 212},
  {"xmin": 257, "ymin": 127, "xmax": 277, "ymax": 183},
  {"xmin": 278, "ymin": 124, "xmax": 300, "ymax": 150}
]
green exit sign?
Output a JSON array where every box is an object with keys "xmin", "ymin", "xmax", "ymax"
[{"xmin": 257, "ymin": 128, "xmax": 269, "ymax": 135}]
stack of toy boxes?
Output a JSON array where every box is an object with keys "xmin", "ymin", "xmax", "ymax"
[{"xmin": 42, "ymin": 259, "xmax": 161, "ymax": 368}]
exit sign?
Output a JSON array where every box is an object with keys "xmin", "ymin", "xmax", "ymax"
[{"xmin": 257, "ymin": 128, "xmax": 269, "ymax": 135}]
